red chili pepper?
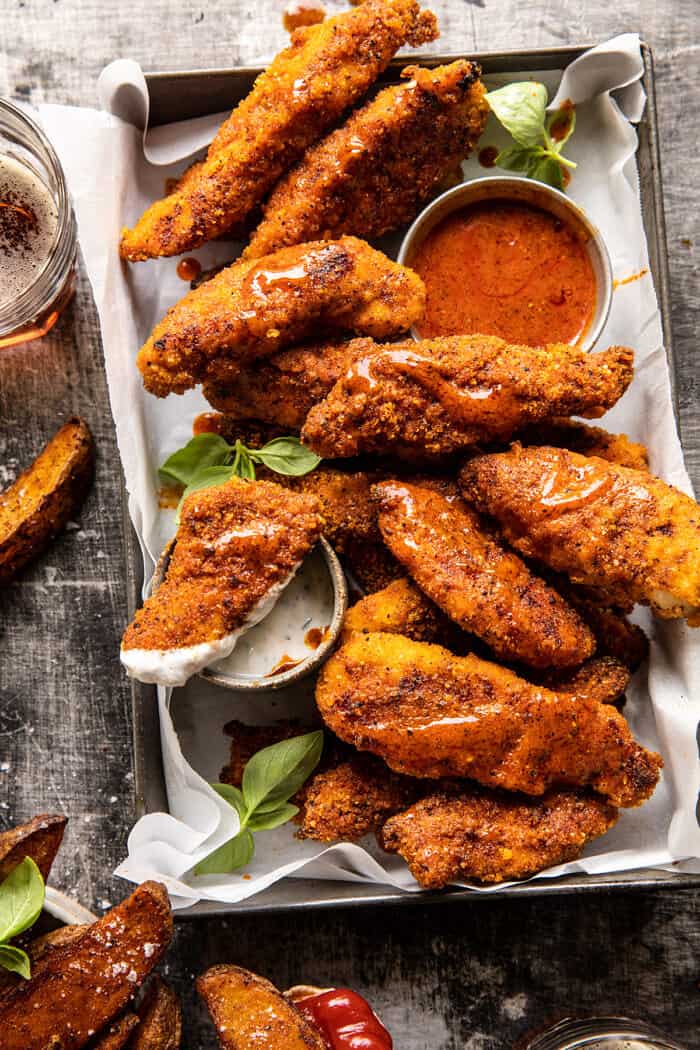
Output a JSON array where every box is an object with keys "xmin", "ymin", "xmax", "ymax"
[{"xmin": 298, "ymin": 988, "xmax": 393, "ymax": 1050}]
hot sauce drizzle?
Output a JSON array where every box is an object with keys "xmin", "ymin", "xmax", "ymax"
[
  {"xmin": 411, "ymin": 199, "xmax": 597, "ymax": 347},
  {"xmin": 193, "ymin": 411, "xmax": 224, "ymax": 436},
  {"xmin": 176, "ymin": 256, "xmax": 202, "ymax": 282},
  {"xmin": 298, "ymin": 988, "xmax": 393, "ymax": 1050}
]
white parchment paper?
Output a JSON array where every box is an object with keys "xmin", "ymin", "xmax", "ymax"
[{"xmin": 38, "ymin": 34, "xmax": 700, "ymax": 908}]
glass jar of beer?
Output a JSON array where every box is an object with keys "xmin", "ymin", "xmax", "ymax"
[
  {"xmin": 524, "ymin": 1017, "xmax": 687, "ymax": 1050},
  {"xmin": 0, "ymin": 98, "xmax": 77, "ymax": 348}
]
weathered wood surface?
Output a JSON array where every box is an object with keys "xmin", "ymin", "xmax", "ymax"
[{"xmin": 0, "ymin": 2, "xmax": 698, "ymax": 1047}]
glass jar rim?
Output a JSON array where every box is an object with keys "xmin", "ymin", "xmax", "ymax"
[
  {"xmin": 0, "ymin": 98, "xmax": 76, "ymax": 334},
  {"xmin": 525, "ymin": 1016, "xmax": 687, "ymax": 1050}
]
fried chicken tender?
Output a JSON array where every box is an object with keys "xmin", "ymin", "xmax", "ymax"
[
  {"xmin": 341, "ymin": 537, "xmax": 405, "ymax": 593},
  {"xmin": 296, "ymin": 754, "xmax": 418, "ymax": 842},
  {"xmin": 341, "ymin": 576, "xmax": 447, "ymax": 644},
  {"xmin": 220, "ymin": 719, "xmax": 306, "ymax": 787},
  {"xmin": 120, "ymin": 0, "xmax": 438, "ymax": 261},
  {"xmin": 301, "ymin": 336, "xmax": 634, "ymax": 459},
  {"xmin": 137, "ymin": 238, "xmax": 426, "ymax": 397},
  {"xmin": 245, "ymin": 60, "xmax": 487, "ymax": 259},
  {"xmin": 548, "ymin": 575, "xmax": 649, "ymax": 670},
  {"xmin": 121, "ymin": 479, "xmax": 322, "ymax": 686},
  {"xmin": 274, "ymin": 467, "xmax": 380, "ymax": 552},
  {"xmin": 316, "ymin": 633, "xmax": 662, "ymax": 806},
  {"xmin": 374, "ymin": 480, "xmax": 594, "ymax": 668},
  {"xmin": 203, "ymin": 338, "xmax": 379, "ymax": 429},
  {"xmin": 460, "ymin": 445, "xmax": 700, "ymax": 625},
  {"xmin": 535, "ymin": 656, "xmax": 631, "ymax": 706},
  {"xmin": 515, "ymin": 418, "xmax": 649, "ymax": 471},
  {"xmin": 379, "ymin": 787, "xmax": 618, "ymax": 887}
]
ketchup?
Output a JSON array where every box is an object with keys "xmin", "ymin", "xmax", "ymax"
[{"xmin": 298, "ymin": 989, "xmax": 393, "ymax": 1050}]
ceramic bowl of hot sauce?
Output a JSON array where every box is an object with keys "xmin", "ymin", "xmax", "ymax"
[{"xmin": 398, "ymin": 176, "xmax": 612, "ymax": 352}]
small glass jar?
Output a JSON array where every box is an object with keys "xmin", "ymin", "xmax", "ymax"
[
  {"xmin": 524, "ymin": 1017, "xmax": 688, "ymax": 1050},
  {"xmin": 0, "ymin": 98, "xmax": 77, "ymax": 348}
]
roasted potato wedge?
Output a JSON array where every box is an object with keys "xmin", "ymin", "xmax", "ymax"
[
  {"xmin": 0, "ymin": 813, "xmax": 67, "ymax": 881},
  {"xmin": 0, "ymin": 923, "xmax": 89, "ymax": 1000},
  {"xmin": 130, "ymin": 977, "xmax": 182, "ymax": 1050},
  {"xmin": 197, "ymin": 965, "xmax": 326, "ymax": 1050},
  {"xmin": 0, "ymin": 880, "xmax": 173, "ymax": 1050},
  {"xmin": 0, "ymin": 416, "xmax": 94, "ymax": 583},
  {"xmin": 89, "ymin": 1013, "xmax": 139, "ymax": 1049}
]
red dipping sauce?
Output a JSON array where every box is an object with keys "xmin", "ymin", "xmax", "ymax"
[
  {"xmin": 411, "ymin": 199, "xmax": 596, "ymax": 347},
  {"xmin": 298, "ymin": 988, "xmax": 393, "ymax": 1050}
]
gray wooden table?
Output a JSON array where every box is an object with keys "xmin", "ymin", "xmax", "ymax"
[{"xmin": 1, "ymin": 1, "xmax": 698, "ymax": 1046}]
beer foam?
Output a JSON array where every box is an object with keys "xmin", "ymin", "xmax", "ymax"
[{"xmin": 0, "ymin": 154, "xmax": 58, "ymax": 309}]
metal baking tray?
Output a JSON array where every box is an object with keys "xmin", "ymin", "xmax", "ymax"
[{"xmin": 123, "ymin": 44, "xmax": 699, "ymax": 916}]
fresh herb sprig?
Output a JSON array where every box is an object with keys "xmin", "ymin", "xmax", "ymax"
[
  {"xmin": 0, "ymin": 857, "xmax": 46, "ymax": 978},
  {"xmin": 195, "ymin": 731, "xmax": 324, "ymax": 876},
  {"xmin": 485, "ymin": 82, "xmax": 576, "ymax": 190},
  {"xmin": 159, "ymin": 432, "xmax": 322, "ymax": 509}
]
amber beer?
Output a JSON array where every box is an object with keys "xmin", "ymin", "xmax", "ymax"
[{"xmin": 0, "ymin": 99, "xmax": 76, "ymax": 348}]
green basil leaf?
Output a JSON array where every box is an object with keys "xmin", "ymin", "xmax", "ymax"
[
  {"xmin": 159, "ymin": 433, "xmax": 232, "ymax": 487},
  {"xmin": 485, "ymin": 82, "xmax": 548, "ymax": 148},
  {"xmin": 547, "ymin": 103, "xmax": 576, "ymax": 152},
  {"xmin": 194, "ymin": 829, "xmax": 255, "ymax": 875},
  {"xmin": 211, "ymin": 782, "xmax": 246, "ymax": 817},
  {"xmin": 0, "ymin": 944, "xmax": 31, "ymax": 979},
  {"xmin": 180, "ymin": 465, "xmax": 236, "ymax": 505},
  {"xmin": 495, "ymin": 145, "xmax": 537, "ymax": 173},
  {"xmin": 234, "ymin": 448, "xmax": 257, "ymax": 480},
  {"xmin": 0, "ymin": 858, "xmax": 45, "ymax": 943},
  {"xmin": 247, "ymin": 802, "xmax": 299, "ymax": 833},
  {"xmin": 242, "ymin": 731, "xmax": 323, "ymax": 814},
  {"xmin": 529, "ymin": 154, "xmax": 565, "ymax": 190},
  {"xmin": 253, "ymin": 438, "xmax": 321, "ymax": 477}
]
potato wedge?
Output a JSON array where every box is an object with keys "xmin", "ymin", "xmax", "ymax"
[
  {"xmin": 0, "ymin": 923, "xmax": 91, "ymax": 1000},
  {"xmin": 0, "ymin": 814, "xmax": 67, "ymax": 881},
  {"xmin": 0, "ymin": 880, "xmax": 173, "ymax": 1050},
  {"xmin": 0, "ymin": 416, "xmax": 94, "ymax": 582},
  {"xmin": 130, "ymin": 977, "xmax": 181, "ymax": 1050},
  {"xmin": 89, "ymin": 1013, "xmax": 139, "ymax": 1049},
  {"xmin": 197, "ymin": 965, "xmax": 326, "ymax": 1050}
]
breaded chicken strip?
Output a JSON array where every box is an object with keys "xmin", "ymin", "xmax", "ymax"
[
  {"xmin": 203, "ymin": 338, "xmax": 379, "ymax": 428},
  {"xmin": 515, "ymin": 418, "xmax": 649, "ymax": 471},
  {"xmin": 275, "ymin": 467, "xmax": 380, "ymax": 553},
  {"xmin": 535, "ymin": 656, "xmax": 631, "ymax": 706},
  {"xmin": 138, "ymin": 238, "xmax": 425, "ymax": 397},
  {"xmin": 302, "ymin": 336, "xmax": 634, "ymax": 458},
  {"xmin": 460, "ymin": 445, "xmax": 700, "ymax": 624},
  {"xmin": 342, "ymin": 537, "xmax": 404, "ymax": 594},
  {"xmin": 220, "ymin": 719, "xmax": 307, "ymax": 787},
  {"xmin": 245, "ymin": 60, "xmax": 487, "ymax": 259},
  {"xmin": 379, "ymin": 787, "xmax": 618, "ymax": 887},
  {"xmin": 316, "ymin": 633, "xmax": 662, "ymax": 806},
  {"xmin": 341, "ymin": 576, "xmax": 448, "ymax": 644},
  {"xmin": 374, "ymin": 480, "xmax": 594, "ymax": 668},
  {"xmin": 121, "ymin": 479, "xmax": 322, "ymax": 686},
  {"xmin": 296, "ymin": 754, "xmax": 419, "ymax": 842},
  {"xmin": 119, "ymin": 0, "xmax": 438, "ymax": 260},
  {"xmin": 547, "ymin": 574, "xmax": 649, "ymax": 670}
]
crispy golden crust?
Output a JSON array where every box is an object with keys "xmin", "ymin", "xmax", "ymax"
[
  {"xmin": 296, "ymin": 754, "xmax": 419, "ymax": 842},
  {"xmin": 374, "ymin": 481, "xmax": 594, "ymax": 668},
  {"xmin": 197, "ymin": 965, "xmax": 326, "ymax": 1050},
  {"xmin": 130, "ymin": 978, "xmax": 182, "ymax": 1050},
  {"xmin": 569, "ymin": 596, "xmax": 649, "ymax": 670},
  {"xmin": 0, "ymin": 417, "xmax": 94, "ymax": 583},
  {"xmin": 137, "ymin": 238, "xmax": 425, "ymax": 397},
  {"xmin": 89, "ymin": 1014, "xmax": 140, "ymax": 1049},
  {"xmin": 341, "ymin": 536, "xmax": 405, "ymax": 594},
  {"xmin": 122, "ymin": 479, "xmax": 322, "ymax": 651},
  {"xmin": 203, "ymin": 338, "xmax": 380, "ymax": 429},
  {"xmin": 301, "ymin": 337, "xmax": 634, "ymax": 458},
  {"xmin": 534, "ymin": 656, "xmax": 631, "ymax": 706},
  {"xmin": 316, "ymin": 633, "xmax": 662, "ymax": 807},
  {"xmin": 120, "ymin": 0, "xmax": 438, "ymax": 260},
  {"xmin": 515, "ymin": 418, "xmax": 649, "ymax": 471},
  {"xmin": 460, "ymin": 445, "xmax": 700, "ymax": 624},
  {"xmin": 246, "ymin": 61, "xmax": 487, "ymax": 258},
  {"xmin": 0, "ymin": 814, "xmax": 67, "ymax": 881},
  {"xmin": 0, "ymin": 882, "xmax": 172, "ymax": 1050},
  {"xmin": 379, "ymin": 787, "xmax": 618, "ymax": 887},
  {"xmin": 278, "ymin": 467, "xmax": 380, "ymax": 552},
  {"xmin": 341, "ymin": 577, "xmax": 446, "ymax": 644}
]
